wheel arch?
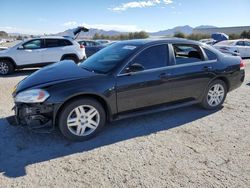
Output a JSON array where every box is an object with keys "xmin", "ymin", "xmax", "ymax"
[
  {"xmin": 211, "ymin": 76, "xmax": 230, "ymax": 91},
  {"xmin": 60, "ymin": 53, "xmax": 79, "ymax": 61},
  {"xmin": 0, "ymin": 56, "xmax": 17, "ymax": 68},
  {"xmin": 200, "ymin": 76, "xmax": 230, "ymax": 102},
  {"xmin": 54, "ymin": 93, "xmax": 112, "ymax": 127}
]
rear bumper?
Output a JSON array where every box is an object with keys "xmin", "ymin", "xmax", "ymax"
[{"xmin": 228, "ymin": 70, "xmax": 245, "ymax": 92}]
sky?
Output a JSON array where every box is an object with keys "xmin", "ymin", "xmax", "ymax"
[{"xmin": 1, "ymin": 0, "xmax": 250, "ymax": 34}]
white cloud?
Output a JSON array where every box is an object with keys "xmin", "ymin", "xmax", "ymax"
[
  {"xmin": 109, "ymin": 0, "xmax": 173, "ymax": 12},
  {"xmin": 63, "ymin": 21, "xmax": 77, "ymax": 27}
]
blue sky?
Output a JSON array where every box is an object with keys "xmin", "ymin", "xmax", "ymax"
[{"xmin": 1, "ymin": 0, "xmax": 250, "ymax": 34}]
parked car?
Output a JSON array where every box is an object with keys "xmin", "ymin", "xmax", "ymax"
[
  {"xmin": 95, "ymin": 39, "xmax": 111, "ymax": 45},
  {"xmin": 0, "ymin": 36, "xmax": 86, "ymax": 75},
  {"xmin": 78, "ymin": 40, "xmax": 104, "ymax": 57},
  {"xmin": 214, "ymin": 39, "xmax": 250, "ymax": 58},
  {"xmin": 9, "ymin": 39, "xmax": 245, "ymax": 141},
  {"xmin": 199, "ymin": 38, "xmax": 216, "ymax": 45}
]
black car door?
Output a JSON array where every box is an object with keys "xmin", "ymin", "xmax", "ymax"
[
  {"xmin": 167, "ymin": 44, "xmax": 216, "ymax": 102},
  {"xmin": 116, "ymin": 44, "xmax": 173, "ymax": 113}
]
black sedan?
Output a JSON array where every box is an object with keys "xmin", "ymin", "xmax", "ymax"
[{"xmin": 10, "ymin": 39, "xmax": 245, "ymax": 141}]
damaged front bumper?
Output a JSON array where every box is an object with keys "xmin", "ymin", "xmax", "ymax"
[{"xmin": 7, "ymin": 103, "xmax": 57, "ymax": 133}]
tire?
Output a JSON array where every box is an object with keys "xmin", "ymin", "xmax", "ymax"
[
  {"xmin": 0, "ymin": 59, "xmax": 14, "ymax": 75},
  {"xmin": 201, "ymin": 79, "xmax": 227, "ymax": 110},
  {"xmin": 62, "ymin": 56, "xmax": 79, "ymax": 64},
  {"xmin": 58, "ymin": 98, "xmax": 106, "ymax": 141}
]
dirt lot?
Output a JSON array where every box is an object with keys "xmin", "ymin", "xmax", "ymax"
[{"xmin": 0, "ymin": 60, "xmax": 250, "ymax": 188}]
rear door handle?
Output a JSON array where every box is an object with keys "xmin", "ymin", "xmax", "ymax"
[
  {"xmin": 159, "ymin": 73, "xmax": 171, "ymax": 79},
  {"xmin": 203, "ymin": 66, "xmax": 213, "ymax": 71}
]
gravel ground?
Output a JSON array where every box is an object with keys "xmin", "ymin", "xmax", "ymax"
[{"xmin": 0, "ymin": 60, "xmax": 250, "ymax": 188}]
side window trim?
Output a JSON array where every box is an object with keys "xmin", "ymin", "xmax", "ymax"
[{"xmin": 117, "ymin": 43, "xmax": 170, "ymax": 76}]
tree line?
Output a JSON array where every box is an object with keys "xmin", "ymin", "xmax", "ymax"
[
  {"xmin": 93, "ymin": 31, "xmax": 149, "ymax": 40},
  {"xmin": 0, "ymin": 31, "xmax": 8, "ymax": 38},
  {"xmin": 173, "ymin": 30, "xmax": 250, "ymax": 40},
  {"xmin": 2, "ymin": 29, "xmax": 250, "ymax": 41}
]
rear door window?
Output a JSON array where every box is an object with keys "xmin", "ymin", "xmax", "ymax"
[
  {"xmin": 172, "ymin": 44, "xmax": 204, "ymax": 65},
  {"xmin": 244, "ymin": 41, "xmax": 250, "ymax": 47},
  {"xmin": 59, "ymin": 39, "xmax": 72, "ymax": 46},
  {"xmin": 203, "ymin": 48, "xmax": 217, "ymax": 60},
  {"xmin": 45, "ymin": 39, "xmax": 60, "ymax": 48},
  {"xmin": 236, "ymin": 41, "xmax": 245, "ymax": 46}
]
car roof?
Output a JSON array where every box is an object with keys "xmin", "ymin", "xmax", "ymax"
[
  {"xmin": 32, "ymin": 36, "xmax": 73, "ymax": 40},
  {"xmin": 77, "ymin": 39, "xmax": 97, "ymax": 42},
  {"xmin": 117, "ymin": 38, "xmax": 203, "ymax": 46}
]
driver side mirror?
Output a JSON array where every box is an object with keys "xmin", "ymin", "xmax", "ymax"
[
  {"xmin": 17, "ymin": 45, "xmax": 24, "ymax": 50},
  {"xmin": 125, "ymin": 63, "xmax": 145, "ymax": 73}
]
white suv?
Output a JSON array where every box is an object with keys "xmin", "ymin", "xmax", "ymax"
[{"xmin": 0, "ymin": 36, "xmax": 86, "ymax": 75}]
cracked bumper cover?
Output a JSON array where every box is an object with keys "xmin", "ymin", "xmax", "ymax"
[{"xmin": 9, "ymin": 103, "xmax": 56, "ymax": 127}]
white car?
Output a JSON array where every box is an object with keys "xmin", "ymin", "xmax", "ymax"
[
  {"xmin": 199, "ymin": 38, "xmax": 216, "ymax": 45},
  {"xmin": 214, "ymin": 39, "xmax": 250, "ymax": 58},
  {"xmin": 0, "ymin": 36, "xmax": 86, "ymax": 75}
]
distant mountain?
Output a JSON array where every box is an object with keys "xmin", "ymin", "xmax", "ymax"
[
  {"xmin": 57, "ymin": 25, "xmax": 197, "ymax": 38},
  {"xmin": 5, "ymin": 25, "xmax": 218, "ymax": 39},
  {"xmin": 194, "ymin": 25, "xmax": 217, "ymax": 29},
  {"xmin": 149, "ymin": 25, "xmax": 218, "ymax": 36},
  {"xmin": 150, "ymin": 25, "xmax": 193, "ymax": 36},
  {"xmin": 57, "ymin": 28, "xmax": 124, "ymax": 39}
]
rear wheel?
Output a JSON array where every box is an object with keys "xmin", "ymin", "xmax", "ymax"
[
  {"xmin": 58, "ymin": 98, "xmax": 106, "ymax": 141},
  {"xmin": 0, "ymin": 60, "xmax": 14, "ymax": 75},
  {"xmin": 201, "ymin": 80, "xmax": 227, "ymax": 110}
]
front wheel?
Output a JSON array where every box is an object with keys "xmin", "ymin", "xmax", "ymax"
[
  {"xmin": 0, "ymin": 60, "xmax": 14, "ymax": 75},
  {"xmin": 58, "ymin": 98, "xmax": 106, "ymax": 141},
  {"xmin": 201, "ymin": 80, "xmax": 227, "ymax": 110}
]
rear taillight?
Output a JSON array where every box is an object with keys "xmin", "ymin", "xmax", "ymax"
[
  {"xmin": 80, "ymin": 45, "xmax": 85, "ymax": 49},
  {"xmin": 240, "ymin": 59, "xmax": 245, "ymax": 70}
]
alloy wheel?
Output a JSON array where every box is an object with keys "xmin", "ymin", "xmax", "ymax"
[
  {"xmin": 207, "ymin": 84, "xmax": 225, "ymax": 107},
  {"xmin": 66, "ymin": 105, "xmax": 100, "ymax": 136},
  {"xmin": 0, "ymin": 62, "xmax": 9, "ymax": 75}
]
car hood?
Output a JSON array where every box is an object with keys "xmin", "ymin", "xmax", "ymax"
[
  {"xmin": 0, "ymin": 48, "xmax": 10, "ymax": 54},
  {"xmin": 15, "ymin": 60, "xmax": 97, "ymax": 93}
]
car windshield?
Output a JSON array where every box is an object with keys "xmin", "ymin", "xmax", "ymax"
[{"xmin": 79, "ymin": 42, "xmax": 141, "ymax": 73}]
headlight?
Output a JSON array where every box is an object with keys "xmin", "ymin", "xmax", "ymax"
[{"xmin": 15, "ymin": 89, "xmax": 50, "ymax": 103}]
